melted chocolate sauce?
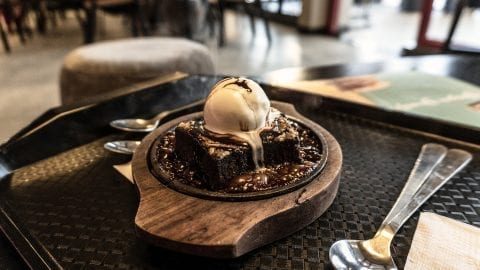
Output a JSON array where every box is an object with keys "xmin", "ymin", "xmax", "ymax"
[{"xmin": 153, "ymin": 118, "xmax": 323, "ymax": 193}]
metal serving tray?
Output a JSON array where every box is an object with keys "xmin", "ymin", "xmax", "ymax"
[{"xmin": 0, "ymin": 75, "xmax": 478, "ymax": 269}]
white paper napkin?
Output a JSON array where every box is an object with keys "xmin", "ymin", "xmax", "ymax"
[
  {"xmin": 113, "ymin": 161, "xmax": 134, "ymax": 184},
  {"xmin": 405, "ymin": 212, "xmax": 480, "ymax": 270}
]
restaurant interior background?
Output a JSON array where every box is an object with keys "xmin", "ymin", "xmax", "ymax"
[{"xmin": 1, "ymin": 0, "xmax": 479, "ymax": 140}]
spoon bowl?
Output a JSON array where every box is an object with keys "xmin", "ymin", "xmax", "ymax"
[
  {"xmin": 110, "ymin": 119, "xmax": 160, "ymax": 133},
  {"xmin": 104, "ymin": 140, "xmax": 141, "ymax": 155},
  {"xmin": 330, "ymin": 240, "xmax": 396, "ymax": 270}
]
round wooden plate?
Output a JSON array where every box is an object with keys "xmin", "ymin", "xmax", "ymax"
[{"xmin": 132, "ymin": 101, "xmax": 342, "ymax": 258}]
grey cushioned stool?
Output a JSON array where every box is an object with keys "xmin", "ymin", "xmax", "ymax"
[{"xmin": 60, "ymin": 37, "xmax": 215, "ymax": 105}]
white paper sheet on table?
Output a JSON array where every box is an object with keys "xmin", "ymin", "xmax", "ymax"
[
  {"xmin": 113, "ymin": 161, "xmax": 134, "ymax": 184},
  {"xmin": 405, "ymin": 212, "xmax": 480, "ymax": 270}
]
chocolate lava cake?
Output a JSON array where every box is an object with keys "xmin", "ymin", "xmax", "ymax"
[{"xmin": 150, "ymin": 77, "xmax": 324, "ymax": 194}]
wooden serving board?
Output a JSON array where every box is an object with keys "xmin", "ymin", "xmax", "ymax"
[{"xmin": 132, "ymin": 101, "xmax": 342, "ymax": 258}]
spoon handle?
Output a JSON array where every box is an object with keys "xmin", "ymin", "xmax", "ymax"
[
  {"xmin": 384, "ymin": 148, "xmax": 472, "ymax": 233},
  {"xmin": 153, "ymin": 98, "xmax": 206, "ymax": 121},
  {"xmin": 382, "ymin": 143, "xmax": 447, "ymax": 225}
]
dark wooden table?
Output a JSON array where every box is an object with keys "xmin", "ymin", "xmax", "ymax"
[
  {"xmin": 261, "ymin": 54, "xmax": 480, "ymax": 146},
  {"xmin": 262, "ymin": 54, "xmax": 480, "ymax": 86}
]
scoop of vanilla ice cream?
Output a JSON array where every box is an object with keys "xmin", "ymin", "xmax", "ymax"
[{"xmin": 204, "ymin": 77, "xmax": 271, "ymax": 134}]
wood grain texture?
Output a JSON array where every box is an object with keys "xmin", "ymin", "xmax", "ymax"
[{"xmin": 132, "ymin": 101, "xmax": 342, "ymax": 258}]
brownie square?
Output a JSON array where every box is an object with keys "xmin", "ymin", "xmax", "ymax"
[{"xmin": 174, "ymin": 116, "xmax": 301, "ymax": 190}]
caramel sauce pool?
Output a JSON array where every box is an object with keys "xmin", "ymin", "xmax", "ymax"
[{"xmin": 153, "ymin": 122, "xmax": 323, "ymax": 193}]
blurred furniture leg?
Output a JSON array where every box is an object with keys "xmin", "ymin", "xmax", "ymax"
[
  {"xmin": 0, "ymin": 0, "xmax": 13, "ymax": 33},
  {"xmin": 136, "ymin": 0, "xmax": 149, "ymax": 35},
  {"xmin": 130, "ymin": 5, "xmax": 138, "ymax": 36},
  {"xmin": 218, "ymin": 0, "xmax": 271, "ymax": 45},
  {"xmin": 244, "ymin": 0, "xmax": 271, "ymax": 42},
  {"xmin": 47, "ymin": 9, "xmax": 57, "ymax": 28},
  {"xmin": 129, "ymin": 0, "xmax": 149, "ymax": 36},
  {"xmin": 247, "ymin": 2, "xmax": 255, "ymax": 36},
  {"xmin": 38, "ymin": 0, "xmax": 84, "ymax": 35},
  {"xmin": 443, "ymin": 0, "xmax": 467, "ymax": 52},
  {"xmin": 82, "ymin": 0, "xmax": 149, "ymax": 43},
  {"xmin": 326, "ymin": 0, "xmax": 340, "ymax": 35},
  {"xmin": 255, "ymin": 0, "xmax": 271, "ymax": 42},
  {"xmin": 1, "ymin": 0, "xmax": 19, "ymax": 42},
  {"xmin": 207, "ymin": 0, "xmax": 221, "ymax": 42},
  {"xmin": 1, "ymin": 0, "xmax": 32, "ymax": 45},
  {"xmin": 216, "ymin": 0, "xmax": 225, "ymax": 45},
  {"xmin": 147, "ymin": 0, "xmax": 159, "ymax": 31},
  {"xmin": 404, "ymin": 0, "xmax": 479, "ymax": 55},
  {"xmin": 33, "ymin": 0, "xmax": 47, "ymax": 33},
  {"xmin": 14, "ymin": 0, "xmax": 30, "ymax": 43},
  {"xmin": 60, "ymin": 38, "xmax": 215, "ymax": 105},
  {"xmin": 160, "ymin": 0, "xmax": 214, "ymax": 41},
  {"xmin": 83, "ymin": 0, "xmax": 96, "ymax": 43},
  {"xmin": 0, "ymin": 16, "xmax": 11, "ymax": 52}
]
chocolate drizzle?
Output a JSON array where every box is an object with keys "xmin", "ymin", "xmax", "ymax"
[{"xmin": 224, "ymin": 78, "xmax": 252, "ymax": 92}]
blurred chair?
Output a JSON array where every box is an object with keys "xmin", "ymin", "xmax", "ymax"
[
  {"xmin": 158, "ymin": 0, "xmax": 210, "ymax": 40},
  {"xmin": 82, "ymin": 0, "xmax": 149, "ymax": 43},
  {"xmin": 34, "ymin": 0, "xmax": 82, "ymax": 34},
  {"xmin": 0, "ymin": 9, "xmax": 11, "ymax": 52},
  {"xmin": 36, "ymin": 0, "xmax": 149, "ymax": 43},
  {"xmin": 404, "ymin": 0, "xmax": 480, "ymax": 55},
  {"xmin": 0, "ymin": 0, "xmax": 31, "ymax": 51},
  {"xmin": 215, "ymin": 0, "xmax": 271, "ymax": 46},
  {"xmin": 443, "ymin": 0, "xmax": 467, "ymax": 52},
  {"xmin": 60, "ymin": 37, "xmax": 215, "ymax": 105}
]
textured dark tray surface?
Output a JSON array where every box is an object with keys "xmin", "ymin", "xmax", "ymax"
[
  {"xmin": 1, "ymin": 107, "xmax": 479, "ymax": 269},
  {"xmin": 0, "ymin": 233, "xmax": 27, "ymax": 269}
]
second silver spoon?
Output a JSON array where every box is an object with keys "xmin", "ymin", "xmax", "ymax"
[
  {"xmin": 104, "ymin": 140, "xmax": 140, "ymax": 155},
  {"xmin": 110, "ymin": 98, "xmax": 205, "ymax": 132}
]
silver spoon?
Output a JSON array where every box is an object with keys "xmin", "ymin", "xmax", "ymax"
[
  {"xmin": 104, "ymin": 140, "xmax": 140, "ymax": 155},
  {"xmin": 329, "ymin": 147, "xmax": 472, "ymax": 270},
  {"xmin": 110, "ymin": 98, "xmax": 205, "ymax": 132},
  {"xmin": 381, "ymin": 143, "xmax": 447, "ymax": 226}
]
